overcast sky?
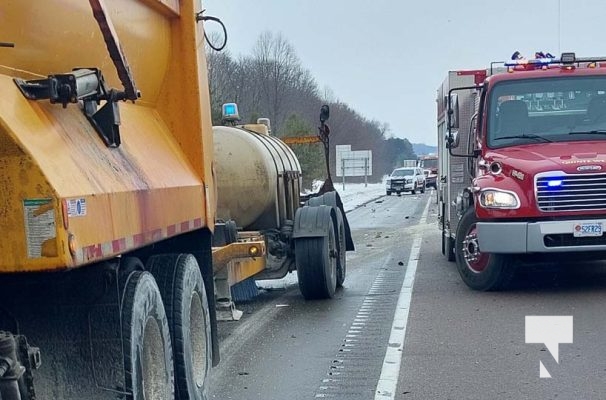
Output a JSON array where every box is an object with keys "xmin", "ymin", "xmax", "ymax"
[{"xmin": 203, "ymin": 0, "xmax": 606, "ymax": 146}]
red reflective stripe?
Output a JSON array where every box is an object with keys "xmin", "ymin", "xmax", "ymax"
[
  {"xmin": 78, "ymin": 218, "xmax": 201, "ymax": 262},
  {"xmin": 167, "ymin": 224, "xmax": 177, "ymax": 236},
  {"xmin": 133, "ymin": 233, "xmax": 145, "ymax": 247},
  {"xmin": 112, "ymin": 238, "xmax": 126, "ymax": 253},
  {"xmin": 84, "ymin": 244, "xmax": 103, "ymax": 260}
]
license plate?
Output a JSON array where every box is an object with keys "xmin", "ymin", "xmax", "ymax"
[{"xmin": 573, "ymin": 222, "xmax": 603, "ymax": 237}]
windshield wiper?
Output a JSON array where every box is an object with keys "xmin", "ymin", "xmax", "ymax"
[
  {"xmin": 494, "ymin": 134, "xmax": 552, "ymax": 143},
  {"xmin": 568, "ymin": 130, "xmax": 606, "ymax": 135}
]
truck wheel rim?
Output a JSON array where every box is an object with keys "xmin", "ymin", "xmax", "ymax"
[
  {"xmin": 462, "ymin": 225, "xmax": 488, "ymax": 273},
  {"xmin": 142, "ymin": 318, "xmax": 170, "ymax": 399}
]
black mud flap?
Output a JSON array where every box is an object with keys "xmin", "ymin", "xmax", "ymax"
[
  {"xmin": 293, "ymin": 205, "xmax": 334, "ymax": 240},
  {"xmin": 305, "ymin": 191, "xmax": 354, "ymax": 251}
]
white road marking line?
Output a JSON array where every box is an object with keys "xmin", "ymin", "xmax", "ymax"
[
  {"xmin": 374, "ymin": 195, "xmax": 431, "ymax": 400},
  {"xmin": 316, "ymin": 255, "xmax": 394, "ymax": 398}
]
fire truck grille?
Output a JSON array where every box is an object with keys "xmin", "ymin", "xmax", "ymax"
[
  {"xmin": 544, "ymin": 234, "xmax": 606, "ymax": 247},
  {"xmin": 536, "ymin": 173, "xmax": 606, "ymax": 212}
]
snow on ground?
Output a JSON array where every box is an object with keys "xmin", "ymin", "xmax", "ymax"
[
  {"xmin": 255, "ymin": 178, "xmax": 387, "ymax": 291},
  {"xmin": 336, "ymin": 179, "xmax": 387, "ymax": 212}
]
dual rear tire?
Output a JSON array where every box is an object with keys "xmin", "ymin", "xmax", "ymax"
[
  {"xmin": 122, "ymin": 254, "xmax": 212, "ymax": 400},
  {"xmin": 296, "ymin": 217, "xmax": 339, "ymax": 300},
  {"xmin": 442, "ymin": 232, "xmax": 455, "ymax": 262},
  {"xmin": 121, "ymin": 271, "xmax": 174, "ymax": 400},
  {"xmin": 148, "ymin": 254, "xmax": 212, "ymax": 400}
]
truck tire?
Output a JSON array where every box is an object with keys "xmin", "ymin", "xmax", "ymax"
[
  {"xmin": 296, "ymin": 218, "xmax": 337, "ymax": 299},
  {"xmin": 122, "ymin": 271, "xmax": 174, "ymax": 400},
  {"xmin": 447, "ymin": 235, "xmax": 456, "ymax": 262},
  {"xmin": 455, "ymin": 208, "xmax": 515, "ymax": 291},
  {"xmin": 411, "ymin": 184, "xmax": 416, "ymax": 195},
  {"xmin": 440, "ymin": 203, "xmax": 455, "ymax": 261},
  {"xmin": 420, "ymin": 183, "xmax": 425, "ymax": 194},
  {"xmin": 147, "ymin": 254, "xmax": 212, "ymax": 400},
  {"xmin": 386, "ymin": 191, "xmax": 392, "ymax": 196},
  {"xmin": 336, "ymin": 219, "xmax": 347, "ymax": 287}
]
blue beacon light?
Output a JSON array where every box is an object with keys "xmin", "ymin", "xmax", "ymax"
[
  {"xmin": 547, "ymin": 180, "xmax": 563, "ymax": 188},
  {"xmin": 224, "ymin": 104, "xmax": 236, "ymax": 116}
]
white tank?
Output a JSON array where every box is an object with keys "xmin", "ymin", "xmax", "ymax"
[{"xmin": 213, "ymin": 125, "xmax": 302, "ymax": 230}]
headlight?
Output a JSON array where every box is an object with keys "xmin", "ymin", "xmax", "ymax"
[
  {"xmin": 406, "ymin": 179, "xmax": 413, "ymax": 183},
  {"xmin": 479, "ymin": 189, "xmax": 519, "ymax": 209}
]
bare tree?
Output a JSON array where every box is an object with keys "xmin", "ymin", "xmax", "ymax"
[
  {"xmin": 206, "ymin": 33, "xmax": 239, "ymax": 123},
  {"xmin": 205, "ymin": 31, "xmax": 415, "ymax": 183},
  {"xmin": 252, "ymin": 31, "xmax": 305, "ymax": 132},
  {"xmin": 321, "ymin": 86, "xmax": 337, "ymax": 104}
]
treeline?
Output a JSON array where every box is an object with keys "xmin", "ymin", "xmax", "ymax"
[{"xmin": 206, "ymin": 32, "xmax": 416, "ymax": 188}]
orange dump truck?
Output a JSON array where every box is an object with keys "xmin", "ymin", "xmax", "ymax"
[{"xmin": 0, "ymin": 1, "xmax": 351, "ymax": 399}]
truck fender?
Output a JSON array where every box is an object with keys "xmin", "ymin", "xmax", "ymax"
[
  {"xmin": 293, "ymin": 205, "xmax": 335, "ymax": 239},
  {"xmin": 305, "ymin": 191, "xmax": 354, "ymax": 251}
]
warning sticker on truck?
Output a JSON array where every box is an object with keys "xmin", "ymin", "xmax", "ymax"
[
  {"xmin": 66, "ymin": 198, "xmax": 87, "ymax": 217},
  {"xmin": 23, "ymin": 199, "xmax": 56, "ymax": 258}
]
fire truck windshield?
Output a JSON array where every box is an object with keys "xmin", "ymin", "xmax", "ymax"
[
  {"xmin": 487, "ymin": 76, "xmax": 606, "ymax": 148},
  {"xmin": 421, "ymin": 158, "xmax": 438, "ymax": 170}
]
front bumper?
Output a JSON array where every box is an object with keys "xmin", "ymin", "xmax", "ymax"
[
  {"xmin": 387, "ymin": 181, "xmax": 413, "ymax": 191},
  {"xmin": 477, "ymin": 218, "xmax": 606, "ymax": 253}
]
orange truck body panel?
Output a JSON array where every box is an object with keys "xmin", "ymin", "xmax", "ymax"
[{"xmin": 0, "ymin": 0, "xmax": 216, "ymax": 272}]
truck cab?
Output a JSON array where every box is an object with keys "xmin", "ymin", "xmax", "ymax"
[
  {"xmin": 419, "ymin": 155, "xmax": 438, "ymax": 189},
  {"xmin": 439, "ymin": 53, "xmax": 606, "ymax": 290}
]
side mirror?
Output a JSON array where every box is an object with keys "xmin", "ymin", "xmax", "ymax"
[
  {"xmin": 448, "ymin": 94, "xmax": 459, "ymax": 130},
  {"xmin": 320, "ymin": 105, "xmax": 330, "ymax": 123},
  {"xmin": 447, "ymin": 130, "xmax": 460, "ymax": 149}
]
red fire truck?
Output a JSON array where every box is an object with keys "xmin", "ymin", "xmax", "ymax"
[
  {"xmin": 419, "ymin": 154, "xmax": 438, "ymax": 189},
  {"xmin": 438, "ymin": 52, "xmax": 606, "ymax": 290}
]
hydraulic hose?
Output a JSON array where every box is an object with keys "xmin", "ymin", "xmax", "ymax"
[{"xmin": 195, "ymin": 10, "xmax": 228, "ymax": 51}]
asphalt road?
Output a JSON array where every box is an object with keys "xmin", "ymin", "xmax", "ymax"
[{"xmin": 208, "ymin": 191, "xmax": 606, "ymax": 400}]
